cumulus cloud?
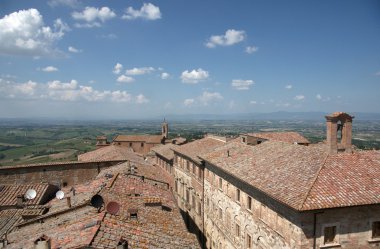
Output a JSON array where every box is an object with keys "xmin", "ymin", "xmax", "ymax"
[
  {"xmin": 136, "ymin": 94, "xmax": 149, "ymax": 104},
  {"xmin": 199, "ymin": 91, "xmax": 223, "ymax": 105},
  {"xmin": 316, "ymin": 94, "xmax": 322, "ymax": 100},
  {"xmin": 48, "ymin": 0, "xmax": 80, "ymax": 8},
  {"xmin": 41, "ymin": 66, "xmax": 58, "ymax": 72},
  {"xmin": 181, "ymin": 68, "xmax": 209, "ymax": 84},
  {"xmin": 122, "ymin": 3, "xmax": 161, "ymax": 20},
  {"xmin": 184, "ymin": 98, "xmax": 195, "ymax": 106},
  {"xmin": 68, "ymin": 46, "xmax": 82, "ymax": 53},
  {"xmin": 285, "ymin": 84, "xmax": 292, "ymax": 89},
  {"xmin": 249, "ymin": 100, "xmax": 257, "ymax": 104},
  {"xmin": 0, "ymin": 78, "xmax": 144, "ymax": 103},
  {"xmin": 205, "ymin": 29, "xmax": 246, "ymax": 48},
  {"xmin": 126, "ymin": 67, "xmax": 155, "ymax": 75},
  {"xmin": 294, "ymin": 95, "xmax": 305, "ymax": 101},
  {"xmin": 231, "ymin": 79, "xmax": 254, "ymax": 90},
  {"xmin": 0, "ymin": 9, "xmax": 68, "ymax": 56},
  {"xmin": 246, "ymin": 46, "xmax": 258, "ymax": 54},
  {"xmin": 161, "ymin": 72, "xmax": 170, "ymax": 79},
  {"xmin": 48, "ymin": 80, "xmax": 77, "ymax": 90},
  {"xmin": 117, "ymin": 75, "xmax": 135, "ymax": 83},
  {"xmin": 113, "ymin": 63, "xmax": 123, "ymax": 74},
  {"xmin": 72, "ymin": 7, "xmax": 116, "ymax": 28}
]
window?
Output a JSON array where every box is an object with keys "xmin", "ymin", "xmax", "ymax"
[
  {"xmin": 235, "ymin": 223, "xmax": 241, "ymax": 237},
  {"xmin": 192, "ymin": 164, "xmax": 196, "ymax": 175},
  {"xmin": 129, "ymin": 142, "xmax": 132, "ymax": 147},
  {"xmin": 246, "ymin": 234, "xmax": 252, "ymax": 249},
  {"xmin": 192, "ymin": 195, "xmax": 196, "ymax": 208},
  {"xmin": 197, "ymin": 202, "xmax": 201, "ymax": 214},
  {"xmin": 236, "ymin": 188, "xmax": 241, "ymax": 202},
  {"xmin": 219, "ymin": 178, "xmax": 223, "ymax": 189},
  {"xmin": 141, "ymin": 142, "xmax": 144, "ymax": 147},
  {"xmin": 247, "ymin": 196, "xmax": 252, "ymax": 210},
  {"xmin": 206, "ymin": 197, "xmax": 210, "ymax": 207},
  {"xmin": 175, "ymin": 181, "xmax": 178, "ymax": 193},
  {"xmin": 218, "ymin": 207, "xmax": 223, "ymax": 219},
  {"xmin": 198, "ymin": 167, "xmax": 202, "ymax": 179},
  {"xmin": 324, "ymin": 226, "xmax": 337, "ymax": 244},
  {"xmin": 186, "ymin": 161, "xmax": 190, "ymax": 171},
  {"xmin": 186, "ymin": 189, "xmax": 190, "ymax": 202},
  {"xmin": 372, "ymin": 221, "xmax": 380, "ymax": 239}
]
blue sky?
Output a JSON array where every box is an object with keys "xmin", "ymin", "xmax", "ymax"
[{"xmin": 0, "ymin": 0, "xmax": 379, "ymax": 119}]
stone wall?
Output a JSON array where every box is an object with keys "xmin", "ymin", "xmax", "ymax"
[{"xmin": 0, "ymin": 160, "xmax": 124, "ymax": 187}]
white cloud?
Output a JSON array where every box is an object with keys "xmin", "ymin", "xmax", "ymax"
[
  {"xmin": 294, "ymin": 95, "xmax": 305, "ymax": 101},
  {"xmin": 48, "ymin": 80, "xmax": 77, "ymax": 90},
  {"xmin": 113, "ymin": 63, "xmax": 123, "ymax": 74},
  {"xmin": 184, "ymin": 98, "xmax": 195, "ymax": 106},
  {"xmin": 136, "ymin": 94, "xmax": 149, "ymax": 104},
  {"xmin": 122, "ymin": 3, "xmax": 161, "ymax": 20},
  {"xmin": 181, "ymin": 68, "xmax": 209, "ymax": 84},
  {"xmin": 117, "ymin": 75, "xmax": 135, "ymax": 83},
  {"xmin": 48, "ymin": 0, "xmax": 80, "ymax": 8},
  {"xmin": 285, "ymin": 84, "xmax": 293, "ymax": 89},
  {"xmin": 14, "ymin": 81, "xmax": 38, "ymax": 95},
  {"xmin": 205, "ymin": 29, "xmax": 246, "ymax": 48},
  {"xmin": 0, "ymin": 78, "xmax": 144, "ymax": 103},
  {"xmin": 161, "ymin": 72, "xmax": 170, "ymax": 79},
  {"xmin": 246, "ymin": 46, "xmax": 258, "ymax": 54},
  {"xmin": 249, "ymin": 100, "xmax": 257, "ymax": 104},
  {"xmin": 41, "ymin": 66, "xmax": 58, "ymax": 72},
  {"xmin": 199, "ymin": 91, "xmax": 223, "ymax": 105},
  {"xmin": 316, "ymin": 94, "xmax": 322, "ymax": 100},
  {"xmin": 68, "ymin": 46, "xmax": 82, "ymax": 53},
  {"xmin": 126, "ymin": 67, "xmax": 155, "ymax": 75},
  {"xmin": 72, "ymin": 7, "xmax": 116, "ymax": 28},
  {"xmin": 231, "ymin": 79, "xmax": 254, "ymax": 90},
  {"xmin": 0, "ymin": 9, "xmax": 67, "ymax": 56}
]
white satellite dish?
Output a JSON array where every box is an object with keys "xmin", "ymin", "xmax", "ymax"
[
  {"xmin": 56, "ymin": 190, "xmax": 65, "ymax": 200},
  {"xmin": 24, "ymin": 189, "xmax": 37, "ymax": 200}
]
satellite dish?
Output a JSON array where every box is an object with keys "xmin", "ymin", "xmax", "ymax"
[
  {"xmin": 106, "ymin": 201, "xmax": 120, "ymax": 215},
  {"xmin": 25, "ymin": 189, "xmax": 37, "ymax": 200},
  {"xmin": 56, "ymin": 190, "xmax": 65, "ymax": 200},
  {"xmin": 91, "ymin": 194, "xmax": 104, "ymax": 208}
]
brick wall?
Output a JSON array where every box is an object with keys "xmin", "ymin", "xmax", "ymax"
[{"xmin": 0, "ymin": 161, "xmax": 124, "ymax": 187}]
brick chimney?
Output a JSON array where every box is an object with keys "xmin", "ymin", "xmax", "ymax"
[{"xmin": 325, "ymin": 112, "xmax": 354, "ymax": 154}]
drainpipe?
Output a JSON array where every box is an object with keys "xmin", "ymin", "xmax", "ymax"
[{"xmin": 313, "ymin": 212, "xmax": 323, "ymax": 249}]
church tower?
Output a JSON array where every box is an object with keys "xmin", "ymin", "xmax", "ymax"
[{"xmin": 162, "ymin": 119, "xmax": 169, "ymax": 139}]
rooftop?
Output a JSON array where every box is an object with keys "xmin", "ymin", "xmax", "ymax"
[
  {"xmin": 78, "ymin": 144, "xmax": 142, "ymax": 162},
  {"xmin": 200, "ymin": 140, "xmax": 380, "ymax": 211},
  {"xmin": 151, "ymin": 143, "xmax": 180, "ymax": 161},
  {"xmin": 173, "ymin": 136, "xmax": 226, "ymax": 164},
  {"xmin": 246, "ymin": 131, "xmax": 310, "ymax": 144},
  {"xmin": 113, "ymin": 134, "xmax": 164, "ymax": 144}
]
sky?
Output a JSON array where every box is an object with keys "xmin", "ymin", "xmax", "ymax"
[{"xmin": 0, "ymin": 0, "xmax": 379, "ymax": 119}]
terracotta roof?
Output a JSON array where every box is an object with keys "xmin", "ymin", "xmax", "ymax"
[
  {"xmin": 113, "ymin": 134, "xmax": 163, "ymax": 144},
  {"xmin": 151, "ymin": 143, "xmax": 179, "ymax": 161},
  {"xmin": 0, "ymin": 209, "xmax": 23, "ymax": 238},
  {"xmin": 0, "ymin": 160, "xmax": 123, "ymax": 170},
  {"xmin": 246, "ymin": 131, "xmax": 310, "ymax": 144},
  {"xmin": 78, "ymin": 144, "xmax": 142, "ymax": 162},
  {"xmin": 173, "ymin": 136, "xmax": 226, "ymax": 164},
  {"xmin": 0, "ymin": 184, "xmax": 57, "ymax": 207},
  {"xmin": 5, "ymin": 161, "xmax": 199, "ymax": 249},
  {"xmin": 201, "ymin": 140, "xmax": 380, "ymax": 211},
  {"xmin": 302, "ymin": 150, "xmax": 380, "ymax": 210}
]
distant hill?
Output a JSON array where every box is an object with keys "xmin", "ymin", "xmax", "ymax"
[{"xmin": 162, "ymin": 112, "xmax": 380, "ymax": 121}]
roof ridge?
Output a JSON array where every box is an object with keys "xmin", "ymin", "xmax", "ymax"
[{"xmin": 299, "ymin": 153, "xmax": 330, "ymax": 210}]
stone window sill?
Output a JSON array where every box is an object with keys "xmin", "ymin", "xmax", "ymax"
[
  {"xmin": 319, "ymin": 243, "xmax": 341, "ymax": 248},
  {"xmin": 368, "ymin": 238, "xmax": 380, "ymax": 243}
]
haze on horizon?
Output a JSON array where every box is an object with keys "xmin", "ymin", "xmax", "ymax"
[{"xmin": 0, "ymin": 0, "xmax": 379, "ymax": 119}]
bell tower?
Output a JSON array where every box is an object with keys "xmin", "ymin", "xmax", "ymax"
[
  {"xmin": 162, "ymin": 119, "xmax": 169, "ymax": 139},
  {"xmin": 325, "ymin": 112, "xmax": 354, "ymax": 154}
]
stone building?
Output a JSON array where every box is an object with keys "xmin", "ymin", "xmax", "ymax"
[
  {"xmin": 171, "ymin": 135, "xmax": 231, "ymax": 244},
  {"xmin": 198, "ymin": 112, "xmax": 380, "ymax": 249}
]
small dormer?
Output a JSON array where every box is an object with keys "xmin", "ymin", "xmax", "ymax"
[
  {"xmin": 240, "ymin": 134, "xmax": 266, "ymax": 146},
  {"xmin": 325, "ymin": 112, "xmax": 354, "ymax": 154}
]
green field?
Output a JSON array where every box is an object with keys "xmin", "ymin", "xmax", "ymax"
[{"xmin": 0, "ymin": 119, "xmax": 379, "ymax": 166}]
